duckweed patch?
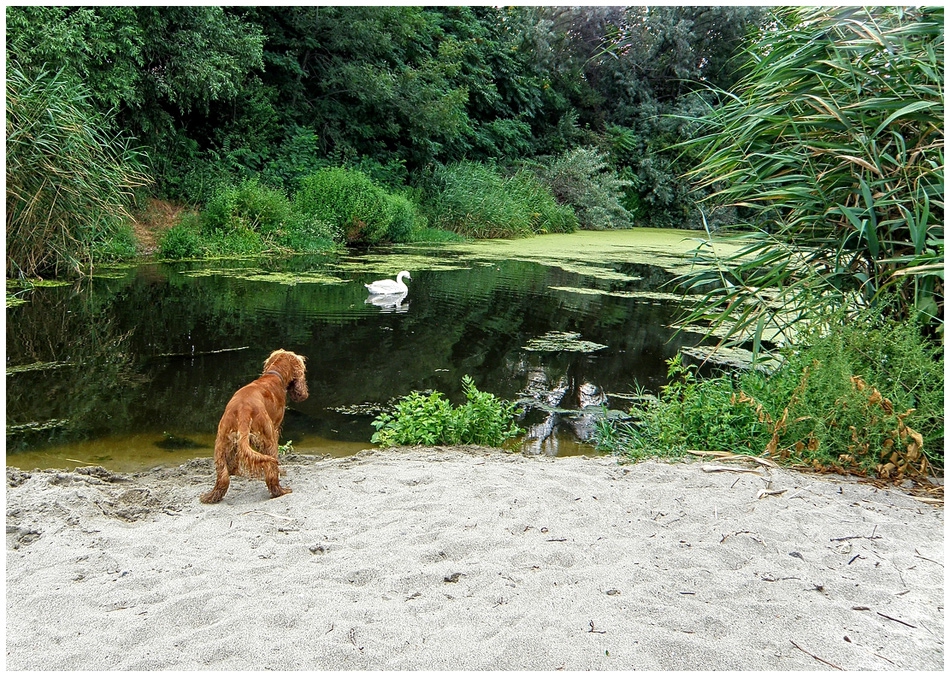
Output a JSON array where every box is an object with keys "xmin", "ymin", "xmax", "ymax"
[
  {"xmin": 523, "ymin": 331, "xmax": 608, "ymax": 353},
  {"xmin": 180, "ymin": 268, "xmax": 348, "ymax": 286}
]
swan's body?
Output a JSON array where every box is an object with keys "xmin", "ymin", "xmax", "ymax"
[{"xmin": 365, "ymin": 270, "xmax": 411, "ymax": 295}]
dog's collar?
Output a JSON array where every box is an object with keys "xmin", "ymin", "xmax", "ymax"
[{"xmin": 263, "ymin": 369, "xmax": 285, "ymax": 387}]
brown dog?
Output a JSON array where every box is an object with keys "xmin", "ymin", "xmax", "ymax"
[{"xmin": 200, "ymin": 349, "xmax": 308, "ymax": 503}]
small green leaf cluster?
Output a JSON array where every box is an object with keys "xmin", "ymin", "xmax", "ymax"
[{"xmin": 371, "ymin": 376, "xmax": 523, "ymax": 448}]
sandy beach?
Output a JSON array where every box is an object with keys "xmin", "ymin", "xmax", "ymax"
[{"xmin": 5, "ymin": 448, "xmax": 944, "ymax": 671}]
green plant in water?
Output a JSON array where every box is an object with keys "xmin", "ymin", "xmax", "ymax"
[
  {"xmin": 371, "ymin": 375, "xmax": 522, "ymax": 447},
  {"xmin": 681, "ymin": 6, "xmax": 944, "ymax": 350}
]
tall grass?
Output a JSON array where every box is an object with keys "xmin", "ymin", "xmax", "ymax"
[
  {"xmin": 6, "ymin": 66, "xmax": 149, "ymax": 278},
  {"xmin": 425, "ymin": 162, "xmax": 577, "ymax": 238},
  {"xmin": 682, "ymin": 6, "xmax": 943, "ymax": 348},
  {"xmin": 294, "ymin": 167, "xmax": 420, "ymax": 245}
]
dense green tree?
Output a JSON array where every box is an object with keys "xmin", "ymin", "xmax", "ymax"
[{"xmin": 6, "ymin": 5, "xmax": 765, "ymax": 231}]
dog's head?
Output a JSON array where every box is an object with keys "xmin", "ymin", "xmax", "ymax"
[{"xmin": 263, "ymin": 349, "xmax": 309, "ymax": 402}]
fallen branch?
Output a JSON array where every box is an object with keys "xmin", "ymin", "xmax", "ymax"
[
  {"xmin": 156, "ymin": 346, "xmax": 250, "ymax": 358},
  {"xmin": 914, "ymin": 549, "xmax": 943, "ymax": 567},
  {"xmin": 790, "ymin": 639, "xmax": 843, "ymax": 670},
  {"xmin": 240, "ymin": 510, "xmax": 294, "ymax": 521}
]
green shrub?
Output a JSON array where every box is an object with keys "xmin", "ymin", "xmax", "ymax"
[
  {"xmin": 203, "ymin": 228, "xmax": 266, "ymax": 257},
  {"xmin": 741, "ymin": 314, "xmax": 944, "ymax": 476},
  {"xmin": 276, "ymin": 214, "xmax": 340, "ymax": 253},
  {"xmin": 294, "ymin": 167, "xmax": 415, "ymax": 245},
  {"xmin": 595, "ymin": 356, "xmax": 766, "ymax": 461},
  {"xmin": 92, "ymin": 224, "xmax": 138, "ymax": 261},
  {"xmin": 531, "ymin": 147, "xmax": 633, "ymax": 230},
  {"xmin": 426, "ymin": 162, "xmax": 576, "ymax": 238},
  {"xmin": 159, "ymin": 219, "xmax": 203, "ymax": 259},
  {"xmin": 372, "ymin": 376, "xmax": 522, "ymax": 447},
  {"xmin": 201, "ymin": 178, "xmax": 294, "ymax": 236},
  {"xmin": 597, "ymin": 315, "xmax": 944, "ymax": 480}
]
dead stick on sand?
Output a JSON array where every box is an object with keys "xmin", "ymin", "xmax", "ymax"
[
  {"xmin": 914, "ymin": 549, "xmax": 943, "ymax": 567},
  {"xmin": 240, "ymin": 510, "xmax": 294, "ymax": 520},
  {"xmin": 877, "ymin": 612, "xmax": 917, "ymax": 629},
  {"xmin": 687, "ymin": 450, "xmax": 778, "ymax": 467},
  {"xmin": 701, "ymin": 464, "xmax": 761, "ymax": 474},
  {"xmin": 756, "ymin": 488, "xmax": 788, "ymax": 499},
  {"xmin": 790, "ymin": 639, "xmax": 844, "ymax": 670}
]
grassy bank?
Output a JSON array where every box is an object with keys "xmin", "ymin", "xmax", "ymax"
[{"xmin": 596, "ymin": 312, "xmax": 944, "ymax": 483}]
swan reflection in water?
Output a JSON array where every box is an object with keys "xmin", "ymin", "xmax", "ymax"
[{"xmin": 364, "ymin": 291, "xmax": 409, "ymax": 313}]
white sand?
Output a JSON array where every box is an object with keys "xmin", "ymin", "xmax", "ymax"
[{"xmin": 5, "ymin": 448, "xmax": 944, "ymax": 670}]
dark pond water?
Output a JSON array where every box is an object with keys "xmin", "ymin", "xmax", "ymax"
[{"xmin": 6, "ymin": 231, "xmax": 713, "ymax": 471}]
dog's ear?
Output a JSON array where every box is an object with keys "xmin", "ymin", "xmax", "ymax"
[{"xmin": 288, "ymin": 353, "xmax": 308, "ymax": 402}]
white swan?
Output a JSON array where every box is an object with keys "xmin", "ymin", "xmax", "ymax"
[{"xmin": 365, "ymin": 270, "xmax": 411, "ymax": 295}]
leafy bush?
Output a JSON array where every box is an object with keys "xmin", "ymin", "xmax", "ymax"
[
  {"xmin": 92, "ymin": 224, "xmax": 138, "ymax": 261},
  {"xmin": 261, "ymin": 126, "xmax": 325, "ymax": 193},
  {"xmin": 159, "ymin": 218, "xmax": 203, "ymax": 259},
  {"xmin": 425, "ymin": 162, "xmax": 576, "ymax": 238},
  {"xmin": 201, "ymin": 178, "xmax": 294, "ymax": 236},
  {"xmin": 294, "ymin": 167, "xmax": 417, "ymax": 245},
  {"xmin": 531, "ymin": 146, "xmax": 633, "ymax": 230},
  {"xmin": 372, "ymin": 376, "xmax": 522, "ymax": 447},
  {"xmin": 170, "ymin": 178, "xmax": 340, "ymax": 257},
  {"xmin": 276, "ymin": 215, "xmax": 339, "ymax": 253},
  {"xmin": 595, "ymin": 356, "xmax": 766, "ymax": 461},
  {"xmin": 597, "ymin": 315, "xmax": 944, "ymax": 481}
]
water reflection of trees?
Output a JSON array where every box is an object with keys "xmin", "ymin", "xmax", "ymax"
[
  {"xmin": 7, "ymin": 257, "xmax": 700, "ymax": 455},
  {"xmin": 6, "ymin": 281, "xmax": 144, "ymax": 451}
]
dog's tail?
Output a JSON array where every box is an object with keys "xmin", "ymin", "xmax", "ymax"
[{"xmin": 226, "ymin": 430, "xmax": 279, "ymax": 479}]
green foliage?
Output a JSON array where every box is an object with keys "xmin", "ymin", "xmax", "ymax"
[
  {"xmin": 595, "ymin": 356, "xmax": 766, "ymax": 461},
  {"xmin": 531, "ymin": 147, "xmax": 633, "ymax": 230},
  {"xmin": 6, "ymin": 5, "xmax": 770, "ymax": 272},
  {"xmin": 159, "ymin": 219, "xmax": 203, "ymax": 259},
  {"xmin": 371, "ymin": 376, "xmax": 522, "ymax": 447},
  {"xmin": 684, "ymin": 6, "xmax": 944, "ymax": 344},
  {"xmin": 598, "ymin": 315, "xmax": 944, "ymax": 479},
  {"xmin": 5, "ymin": 66, "xmax": 149, "ymax": 277},
  {"xmin": 294, "ymin": 167, "xmax": 419, "ymax": 245},
  {"xmin": 160, "ymin": 183, "xmax": 338, "ymax": 259},
  {"xmin": 92, "ymin": 224, "xmax": 138, "ymax": 262},
  {"xmin": 425, "ymin": 162, "xmax": 577, "ymax": 238},
  {"xmin": 201, "ymin": 179, "xmax": 294, "ymax": 236},
  {"xmin": 260, "ymin": 127, "xmax": 324, "ymax": 193}
]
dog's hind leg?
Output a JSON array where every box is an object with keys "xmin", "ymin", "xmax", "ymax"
[
  {"xmin": 265, "ymin": 464, "xmax": 292, "ymax": 499},
  {"xmin": 200, "ymin": 464, "xmax": 231, "ymax": 503}
]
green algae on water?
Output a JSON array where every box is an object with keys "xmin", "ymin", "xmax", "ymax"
[{"xmin": 523, "ymin": 331, "xmax": 607, "ymax": 353}]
